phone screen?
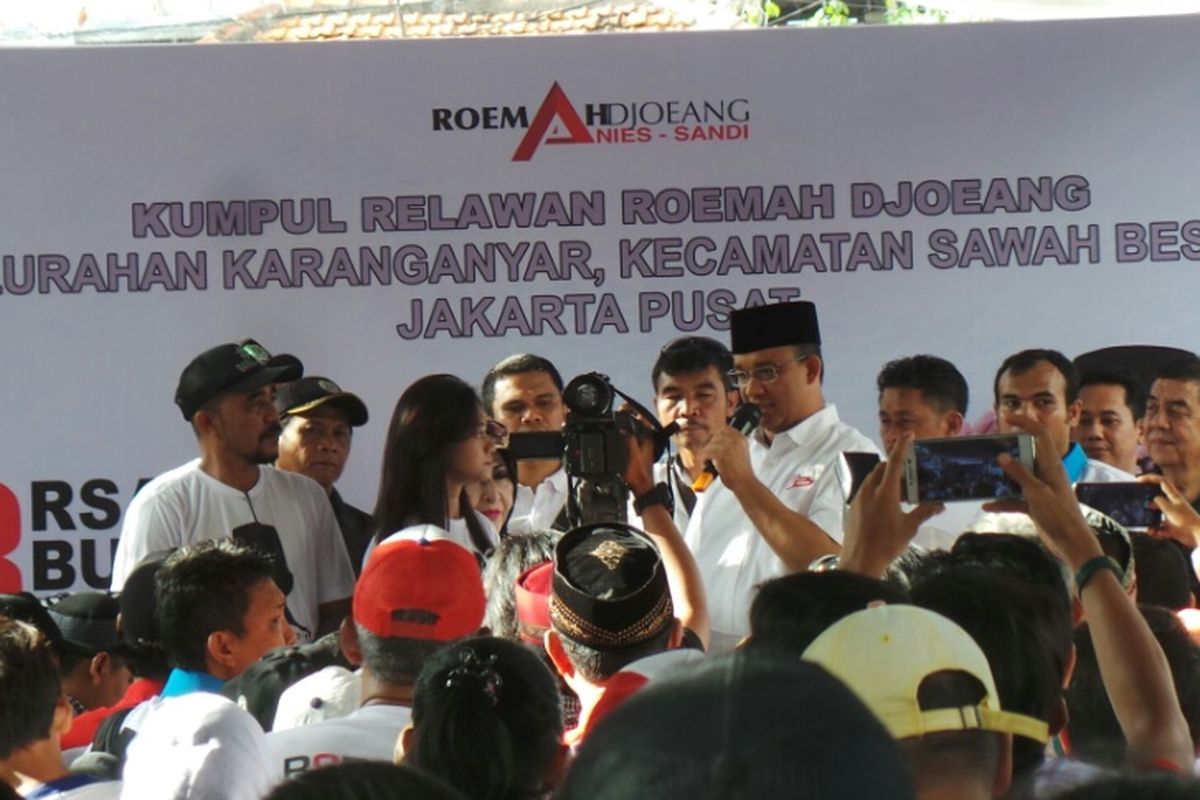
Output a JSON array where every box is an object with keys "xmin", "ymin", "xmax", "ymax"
[
  {"xmin": 839, "ymin": 452, "xmax": 881, "ymax": 503},
  {"xmin": 1075, "ymin": 482, "xmax": 1163, "ymax": 529},
  {"xmin": 911, "ymin": 435, "xmax": 1024, "ymax": 502}
]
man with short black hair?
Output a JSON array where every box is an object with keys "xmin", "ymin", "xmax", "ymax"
[
  {"xmin": 685, "ymin": 301, "xmax": 878, "ymax": 650},
  {"xmin": 877, "ymin": 354, "xmax": 968, "ymax": 452},
  {"xmin": 483, "ymin": 354, "xmax": 569, "ymax": 533},
  {"xmin": 111, "ymin": 339, "xmax": 355, "ymax": 640},
  {"xmin": 993, "ymin": 349, "xmax": 1131, "ymax": 484},
  {"xmin": 275, "ymin": 377, "xmax": 372, "ymax": 573},
  {"xmin": 647, "ymin": 336, "xmax": 738, "ymax": 531},
  {"xmin": 875, "ymin": 355, "xmax": 972, "ymax": 549},
  {"xmin": 0, "ymin": 618, "xmax": 119, "ymax": 798},
  {"xmin": 265, "ymin": 537, "xmax": 486, "ymax": 778},
  {"xmin": 90, "ymin": 540, "xmax": 292, "ymax": 773},
  {"xmin": 1073, "ymin": 369, "xmax": 1145, "ymax": 476}
]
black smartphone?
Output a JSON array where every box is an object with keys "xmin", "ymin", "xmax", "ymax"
[
  {"xmin": 1074, "ymin": 482, "xmax": 1163, "ymax": 530},
  {"xmin": 904, "ymin": 434, "xmax": 1035, "ymax": 504},
  {"xmin": 838, "ymin": 451, "xmax": 882, "ymax": 504}
]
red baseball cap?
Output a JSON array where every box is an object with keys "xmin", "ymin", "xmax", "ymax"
[
  {"xmin": 515, "ymin": 561, "xmax": 553, "ymax": 645},
  {"xmin": 354, "ymin": 538, "xmax": 485, "ymax": 641}
]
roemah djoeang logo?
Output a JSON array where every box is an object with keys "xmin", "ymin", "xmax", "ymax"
[{"xmin": 431, "ymin": 82, "xmax": 751, "ymax": 162}]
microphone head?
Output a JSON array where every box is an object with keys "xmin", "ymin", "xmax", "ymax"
[{"xmin": 730, "ymin": 404, "xmax": 762, "ymax": 434}]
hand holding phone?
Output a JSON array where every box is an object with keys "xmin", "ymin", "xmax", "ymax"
[{"xmin": 903, "ymin": 434, "xmax": 1035, "ymax": 504}]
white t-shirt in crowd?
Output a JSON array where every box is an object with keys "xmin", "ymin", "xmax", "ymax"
[
  {"xmin": 363, "ymin": 511, "xmax": 497, "ymax": 568},
  {"xmin": 111, "ymin": 459, "xmax": 355, "ymax": 640},
  {"xmin": 685, "ymin": 405, "xmax": 879, "ymax": 651},
  {"xmin": 120, "ymin": 693, "xmax": 273, "ymax": 800},
  {"xmin": 265, "ymin": 703, "xmax": 413, "ymax": 781},
  {"xmin": 507, "ymin": 467, "xmax": 569, "ymax": 534}
]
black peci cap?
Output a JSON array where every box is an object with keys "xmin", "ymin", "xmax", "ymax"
[
  {"xmin": 730, "ymin": 301, "xmax": 821, "ymax": 355},
  {"xmin": 175, "ymin": 339, "xmax": 303, "ymax": 421},
  {"xmin": 550, "ymin": 523, "xmax": 673, "ymax": 650}
]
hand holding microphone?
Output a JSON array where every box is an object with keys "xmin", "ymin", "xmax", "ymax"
[{"xmin": 692, "ymin": 404, "xmax": 762, "ymax": 493}]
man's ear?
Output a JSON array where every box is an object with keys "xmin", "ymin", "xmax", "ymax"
[
  {"xmin": 206, "ymin": 630, "xmax": 240, "ymax": 677},
  {"xmin": 725, "ymin": 389, "xmax": 740, "ymax": 419},
  {"xmin": 395, "ymin": 724, "xmax": 415, "ymax": 763},
  {"xmin": 1067, "ymin": 398, "xmax": 1083, "ymax": 428},
  {"xmin": 339, "ymin": 617, "xmax": 363, "ymax": 667},
  {"xmin": 943, "ymin": 410, "xmax": 965, "ymax": 437},
  {"xmin": 52, "ymin": 694, "xmax": 73, "ymax": 737},
  {"xmin": 89, "ymin": 651, "xmax": 112, "ymax": 685},
  {"xmin": 804, "ymin": 355, "xmax": 823, "ymax": 385},
  {"xmin": 544, "ymin": 630, "xmax": 574, "ymax": 680}
]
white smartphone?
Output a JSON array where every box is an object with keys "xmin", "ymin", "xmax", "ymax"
[{"xmin": 903, "ymin": 433, "xmax": 1035, "ymax": 504}]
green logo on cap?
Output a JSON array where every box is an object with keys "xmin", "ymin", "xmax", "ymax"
[
  {"xmin": 318, "ymin": 379, "xmax": 340, "ymax": 394},
  {"xmin": 240, "ymin": 342, "xmax": 270, "ymax": 364}
]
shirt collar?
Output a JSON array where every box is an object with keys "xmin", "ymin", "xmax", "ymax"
[
  {"xmin": 161, "ymin": 667, "xmax": 225, "ymax": 698},
  {"xmin": 1062, "ymin": 442, "xmax": 1089, "ymax": 484},
  {"xmin": 761, "ymin": 404, "xmax": 839, "ymax": 449}
]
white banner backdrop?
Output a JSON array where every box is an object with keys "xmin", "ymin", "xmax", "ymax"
[{"xmin": 2, "ymin": 16, "xmax": 1199, "ymax": 593}]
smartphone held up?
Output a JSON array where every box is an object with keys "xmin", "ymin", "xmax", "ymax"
[{"xmin": 903, "ymin": 434, "xmax": 1036, "ymax": 505}]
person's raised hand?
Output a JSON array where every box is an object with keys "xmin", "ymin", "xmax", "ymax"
[
  {"xmin": 983, "ymin": 414, "xmax": 1101, "ymax": 569},
  {"xmin": 1141, "ymin": 473, "xmax": 1200, "ymax": 549},
  {"xmin": 840, "ymin": 434, "xmax": 943, "ymax": 578}
]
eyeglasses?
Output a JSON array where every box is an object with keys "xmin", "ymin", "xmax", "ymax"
[
  {"xmin": 478, "ymin": 418, "xmax": 509, "ymax": 448},
  {"xmin": 726, "ymin": 357, "xmax": 806, "ymax": 389}
]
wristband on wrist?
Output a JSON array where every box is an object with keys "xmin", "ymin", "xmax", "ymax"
[
  {"xmin": 633, "ymin": 482, "xmax": 674, "ymax": 516},
  {"xmin": 1074, "ymin": 555, "xmax": 1123, "ymax": 595}
]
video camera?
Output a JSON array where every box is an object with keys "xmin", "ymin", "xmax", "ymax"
[{"xmin": 508, "ymin": 372, "xmax": 672, "ymax": 527}]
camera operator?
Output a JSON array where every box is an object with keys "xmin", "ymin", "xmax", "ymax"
[
  {"xmin": 482, "ymin": 354, "xmax": 571, "ymax": 533},
  {"xmin": 620, "ymin": 406, "xmax": 710, "ymax": 650},
  {"xmin": 685, "ymin": 302, "xmax": 879, "ymax": 652}
]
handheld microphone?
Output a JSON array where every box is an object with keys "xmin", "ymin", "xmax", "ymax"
[{"xmin": 692, "ymin": 404, "xmax": 762, "ymax": 493}]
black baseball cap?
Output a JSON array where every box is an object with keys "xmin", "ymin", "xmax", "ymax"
[
  {"xmin": 0, "ymin": 592, "xmax": 91, "ymax": 659},
  {"xmin": 47, "ymin": 592, "xmax": 121, "ymax": 655},
  {"xmin": 175, "ymin": 339, "xmax": 303, "ymax": 421},
  {"xmin": 276, "ymin": 377, "xmax": 368, "ymax": 427}
]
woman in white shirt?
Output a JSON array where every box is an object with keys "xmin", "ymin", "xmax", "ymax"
[{"xmin": 370, "ymin": 374, "xmax": 506, "ymax": 559}]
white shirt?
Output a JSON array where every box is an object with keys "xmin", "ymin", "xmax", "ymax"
[
  {"xmin": 120, "ymin": 693, "xmax": 273, "ymax": 800},
  {"xmin": 684, "ymin": 405, "xmax": 879, "ymax": 651},
  {"xmin": 265, "ymin": 704, "xmax": 412, "ymax": 781},
  {"xmin": 507, "ymin": 467, "xmax": 569, "ymax": 534},
  {"xmin": 363, "ymin": 511, "xmax": 497, "ymax": 568},
  {"xmin": 111, "ymin": 459, "xmax": 355, "ymax": 640}
]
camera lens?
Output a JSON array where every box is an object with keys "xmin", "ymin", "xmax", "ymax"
[{"xmin": 563, "ymin": 373, "xmax": 613, "ymax": 417}]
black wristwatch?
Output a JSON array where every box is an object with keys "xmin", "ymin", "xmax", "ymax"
[{"xmin": 633, "ymin": 482, "xmax": 674, "ymax": 516}]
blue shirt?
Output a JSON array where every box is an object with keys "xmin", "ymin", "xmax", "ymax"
[
  {"xmin": 1062, "ymin": 442, "xmax": 1089, "ymax": 484},
  {"xmin": 160, "ymin": 668, "xmax": 224, "ymax": 698}
]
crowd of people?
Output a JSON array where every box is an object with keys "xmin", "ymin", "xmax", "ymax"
[{"xmin": 5, "ymin": 299, "xmax": 1200, "ymax": 798}]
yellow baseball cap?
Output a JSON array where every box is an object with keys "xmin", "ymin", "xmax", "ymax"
[{"xmin": 802, "ymin": 604, "xmax": 1050, "ymax": 744}]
